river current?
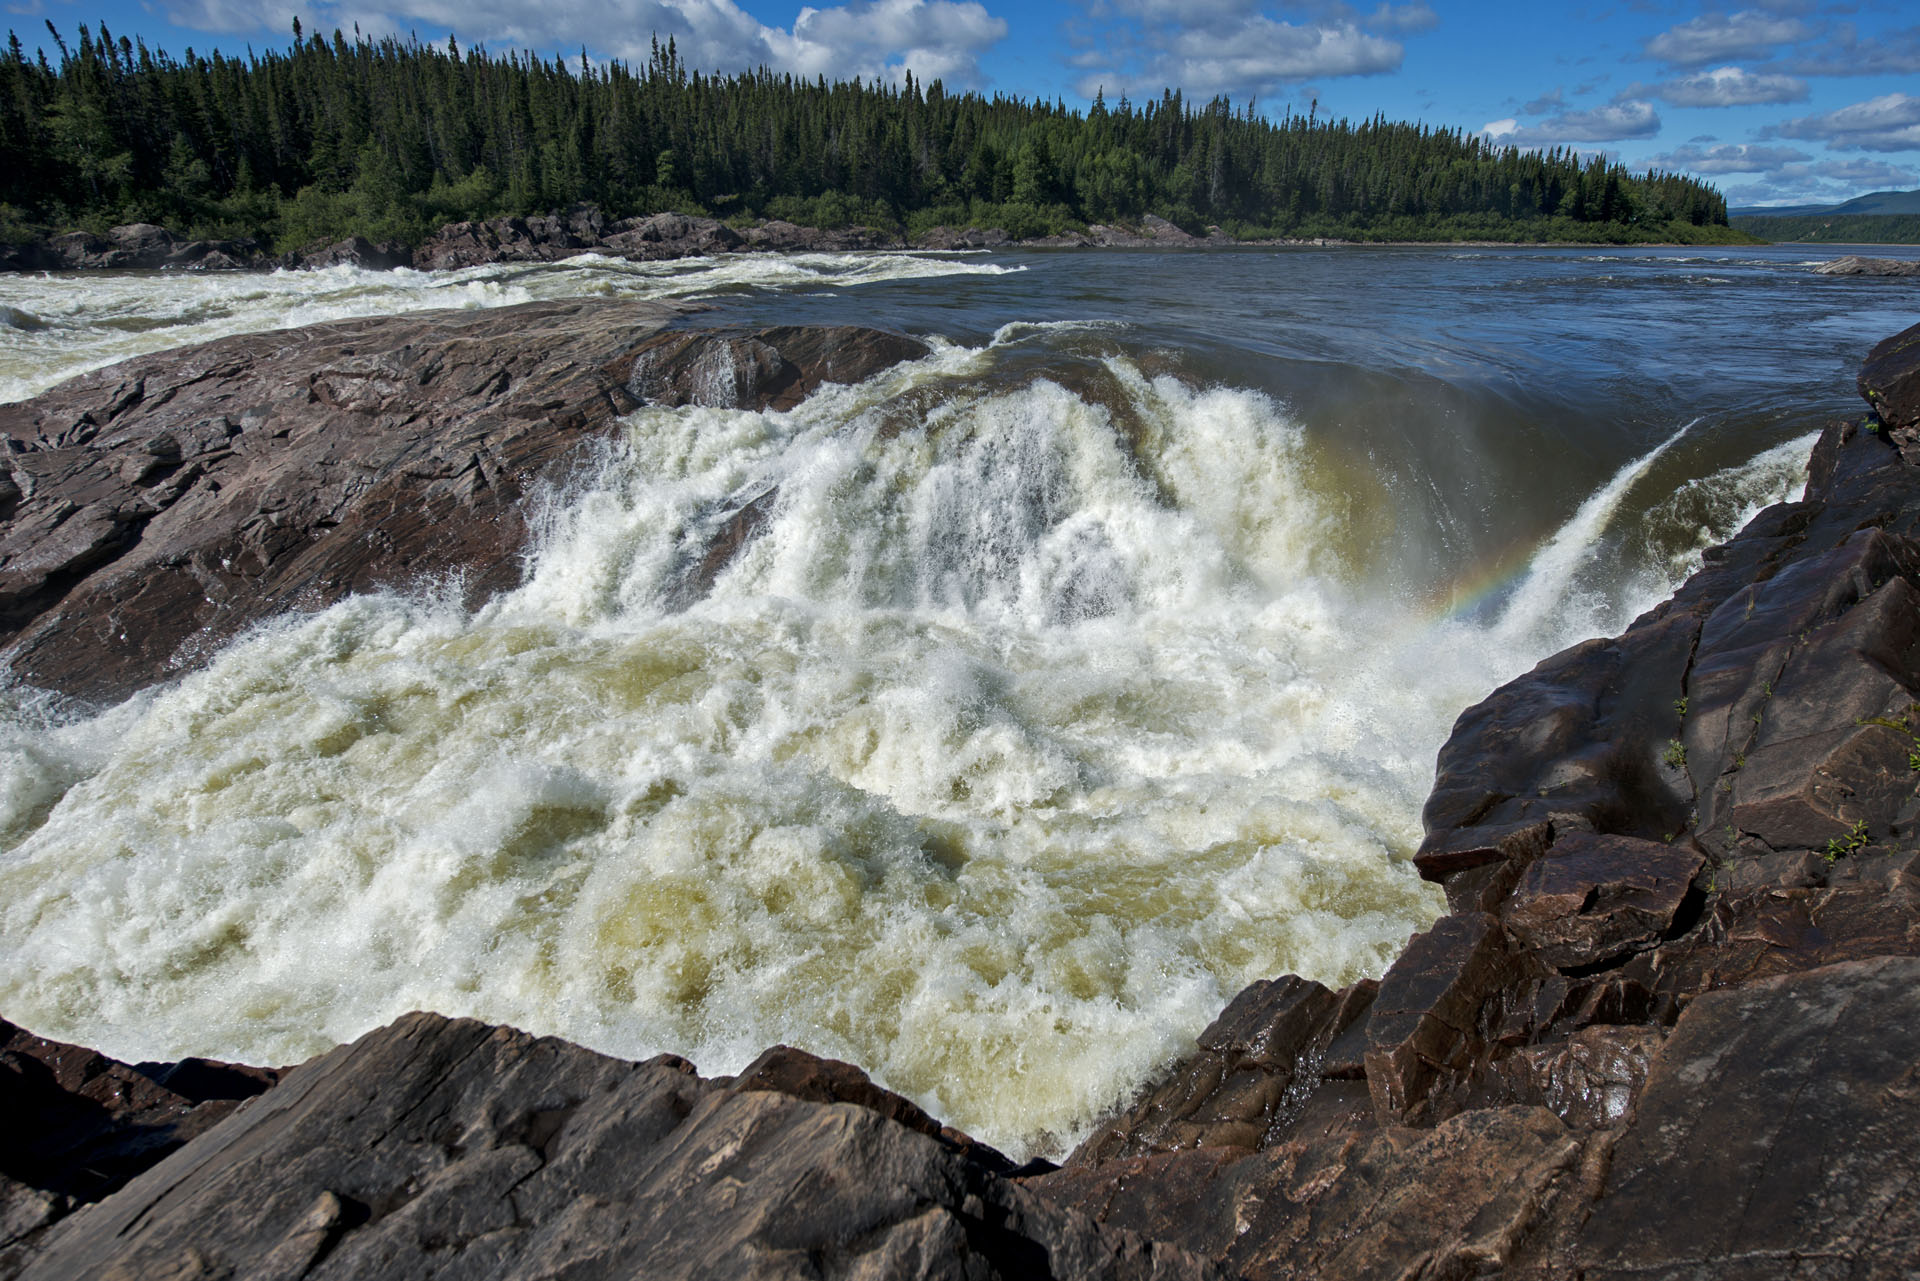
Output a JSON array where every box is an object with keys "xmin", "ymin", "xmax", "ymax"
[{"xmin": 0, "ymin": 243, "xmax": 1912, "ymax": 1159}]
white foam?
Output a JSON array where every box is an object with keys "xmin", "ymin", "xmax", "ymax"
[
  {"xmin": 0, "ymin": 343, "xmax": 1452, "ymax": 1158},
  {"xmin": 1643, "ymin": 432, "xmax": 1816, "ymax": 582}
]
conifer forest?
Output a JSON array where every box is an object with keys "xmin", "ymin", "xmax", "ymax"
[{"xmin": 1, "ymin": 20, "xmax": 1739, "ymax": 250}]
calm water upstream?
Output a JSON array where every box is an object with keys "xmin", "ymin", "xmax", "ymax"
[{"xmin": 0, "ymin": 243, "xmax": 1913, "ymax": 1158}]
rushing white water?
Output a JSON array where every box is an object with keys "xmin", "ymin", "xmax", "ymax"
[
  {"xmin": 0, "ymin": 313, "xmax": 1809, "ymax": 1159},
  {"xmin": 1490, "ymin": 418, "xmax": 1699, "ymax": 645},
  {"xmin": 1642, "ymin": 433, "xmax": 1821, "ymax": 581},
  {"xmin": 0, "ymin": 251, "xmax": 1022, "ymax": 404}
]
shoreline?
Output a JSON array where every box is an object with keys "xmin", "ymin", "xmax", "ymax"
[{"xmin": 0, "ymin": 209, "xmax": 1766, "ymax": 276}]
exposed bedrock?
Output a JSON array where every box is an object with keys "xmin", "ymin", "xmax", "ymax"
[
  {"xmin": 0, "ymin": 299, "xmax": 927, "ymax": 702},
  {"xmin": 3, "ymin": 1015, "xmax": 1216, "ymax": 1281},
  {"xmin": 7, "ymin": 323, "xmax": 1920, "ymax": 1278}
]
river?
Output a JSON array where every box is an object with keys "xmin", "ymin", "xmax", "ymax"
[{"xmin": 0, "ymin": 242, "xmax": 1912, "ymax": 1159}]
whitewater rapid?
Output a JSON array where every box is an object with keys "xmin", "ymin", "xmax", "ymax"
[{"xmin": 0, "ymin": 255, "xmax": 1817, "ymax": 1160}]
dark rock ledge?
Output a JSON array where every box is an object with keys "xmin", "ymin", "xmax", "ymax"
[
  {"xmin": 5, "ymin": 320, "xmax": 1920, "ymax": 1278},
  {"xmin": 0, "ymin": 300, "xmax": 927, "ymax": 703}
]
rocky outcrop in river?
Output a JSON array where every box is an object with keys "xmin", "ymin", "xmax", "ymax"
[
  {"xmin": 0, "ymin": 300, "xmax": 926, "ymax": 701},
  {"xmin": 5, "ymin": 317, "xmax": 1920, "ymax": 1278},
  {"xmin": 1813, "ymin": 255, "xmax": 1920, "ymax": 278}
]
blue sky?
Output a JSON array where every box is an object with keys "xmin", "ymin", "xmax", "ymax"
[{"xmin": 12, "ymin": 0, "xmax": 1920, "ymax": 206}]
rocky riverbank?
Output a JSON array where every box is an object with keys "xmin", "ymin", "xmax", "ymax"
[
  {"xmin": 4, "ymin": 317, "xmax": 1920, "ymax": 1278},
  {"xmin": 0, "ymin": 209, "xmax": 1224, "ymax": 275}
]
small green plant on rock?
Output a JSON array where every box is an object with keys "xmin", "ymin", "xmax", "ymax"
[
  {"xmin": 1663, "ymin": 739, "xmax": 1687, "ymax": 769},
  {"xmin": 1825, "ymin": 818, "xmax": 1869, "ymax": 864}
]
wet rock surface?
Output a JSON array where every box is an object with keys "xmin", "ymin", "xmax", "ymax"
[
  {"xmin": 8, "ymin": 325, "xmax": 1920, "ymax": 1277},
  {"xmin": 0, "ymin": 300, "xmax": 927, "ymax": 701}
]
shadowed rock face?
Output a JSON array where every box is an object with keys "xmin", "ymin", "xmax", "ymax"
[
  {"xmin": 1862, "ymin": 321, "xmax": 1920, "ymax": 432},
  {"xmin": 0, "ymin": 212, "xmax": 910, "ymax": 273},
  {"xmin": 0, "ymin": 1019, "xmax": 278, "ymax": 1273},
  {"xmin": 0, "ymin": 300, "xmax": 926, "ymax": 702}
]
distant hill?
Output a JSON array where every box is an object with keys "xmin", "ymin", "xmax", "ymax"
[
  {"xmin": 1730, "ymin": 189, "xmax": 1920, "ymax": 218},
  {"xmin": 1730, "ymin": 211, "xmax": 1920, "ymax": 245}
]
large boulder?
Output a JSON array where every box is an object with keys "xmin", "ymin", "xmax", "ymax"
[
  {"xmin": 37, "ymin": 224, "xmax": 266, "ymax": 271},
  {"xmin": 601, "ymin": 211, "xmax": 745, "ymax": 259},
  {"xmin": 740, "ymin": 220, "xmax": 904, "ymax": 252},
  {"xmin": 1814, "ymin": 255, "xmax": 1920, "ymax": 277},
  {"xmin": 288, "ymin": 236, "xmax": 414, "ymax": 271}
]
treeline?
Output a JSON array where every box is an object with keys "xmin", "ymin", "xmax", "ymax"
[
  {"xmin": 1732, "ymin": 214, "xmax": 1920, "ymax": 245},
  {"xmin": 1, "ymin": 20, "xmax": 1734, "ymax": 251}
]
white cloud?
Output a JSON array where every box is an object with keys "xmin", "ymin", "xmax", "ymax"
[
  {"xmin": 1104, "ymin": 0, "xmax": 1260, "ymax": 31},
  {"xmin": 1644, "ymin": 9, "xmax": 1809, "ymax": 67},
  {"xmin": 1521, "ymin": 88, "xmax": 1563, "ymax": 116},
  {"xmin": 1724, "ymin": 155, "xmax": 1920, "ymax": 206},
  {"xmin": 1484, "ymin": 100, "xmax": 1660, "ymax": 146},
  {"xmin": 770, "ymin": 0, "xmax": 1008, "ymax": 84},
  {"xmin": 1638, "ymin": 65, "xmax": 1806, "ymax": 108},
  {"xmin": 1804, "ymin": 157, "xmax": 1919, "ymax": 187},
  {"xmin": 1772, "ymin": 93, "xmax": 1920, "ymax": 153},
  {"xmin": 1075, "ymin": 14, "xmax": 1403, "ymax": 101},
  {"xmin": 1072, "ymin": 2, "xmax": 1426, "ymax": 101},
  {"xmin": 165, "ymin": 0, "xmax": 305, "ymax": 31},
  {"xmin": 1363, "ymin": 2, "xmax": 1436, "ymax": 35},
  {"xmin": 1779, "ymin": 23, "xmax": 1920, "ymax": 77},
  {"xmin": 1165, "ymin": 19, "xmax": 1401, "ymax": 91},
  {"xmin": 1653, "ymin": 142, "xmax": 1810, "ymax": 174},
  {"xmin": 163, "ymin": 0, "xmax": 1007, "ymax": 86}
]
